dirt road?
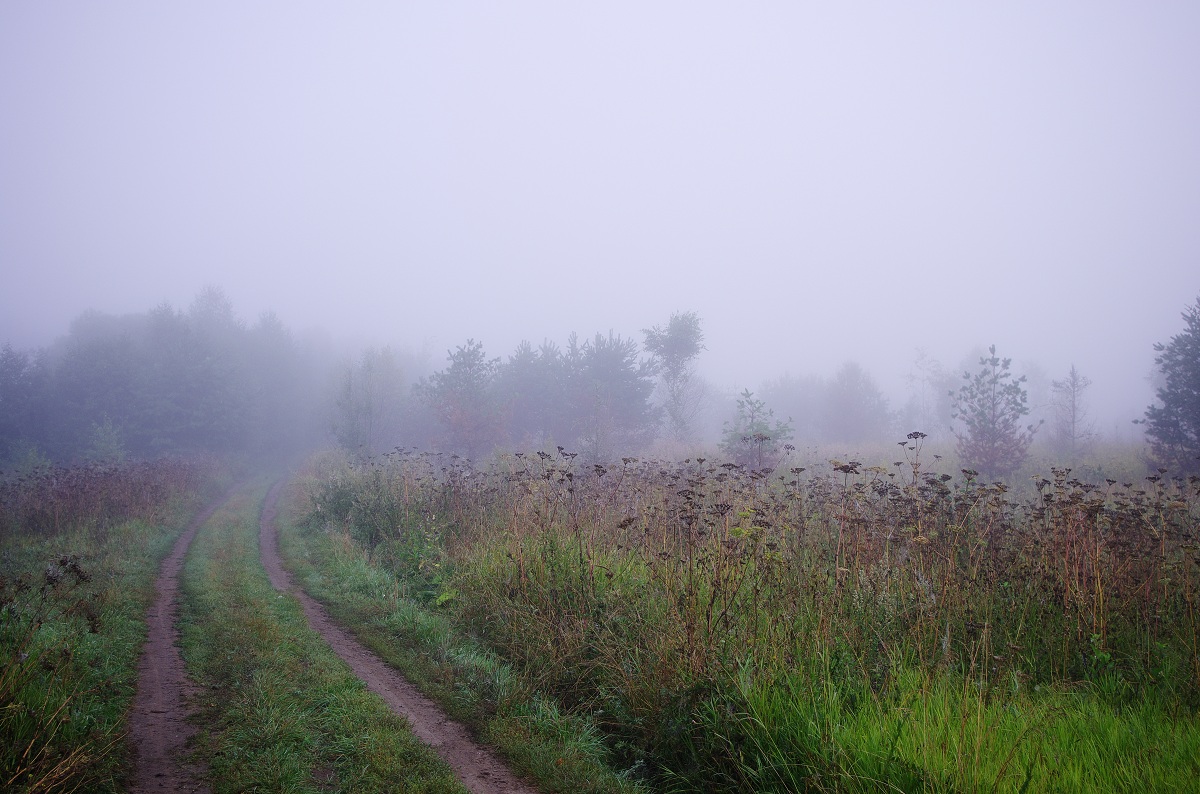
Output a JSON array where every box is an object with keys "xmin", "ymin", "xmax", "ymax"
[
  {"xmin": 127, "ymin": 492, "xmax": 232, "ymax": 793},
  {"xmin": 257, "ymin": 481, "xmax": 539, "ymax": 794}
]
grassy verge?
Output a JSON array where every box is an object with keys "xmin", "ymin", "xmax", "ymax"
[
  {"xmin": 178, "ymin": 479, "xmax": 467, "ymax": 794},
  {"xmin": 274, "ymin": 477, "xmax": 645, "ymax": 794},
  {"xmin": 298, "ymin": 448, "xmax": 1200, "ymax": 792},
  {"xmin": 708, "ymin": 661, "xmax": 1200, "ymax": 792},
  {"xmin": 0, "ymin": 461, "xmax": 219, "ymax": 793}
]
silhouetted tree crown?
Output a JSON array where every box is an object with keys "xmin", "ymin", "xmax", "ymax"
[
  {"xmin": 564, "ymin": 331, "xmax": 660, "ymax": 461},
  {"xmin": 416, "ymin": 339, "xmax": 503, "ymax": 459},
  {"xmin": 1143, "ymin": 296, "xmax": 1200, "ymax": 473},
  {"xmin": 643, "ymin": 311, "xmax": 705, "ymax": 441},
  {"xmin": 1, "ymin": 289, "xmax": 320, "ymax": 466}
]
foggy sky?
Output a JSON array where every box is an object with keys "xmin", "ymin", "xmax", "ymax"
[{"xmin": 3, "ymin": 3, "xmax": 1198, "ymax": 429}]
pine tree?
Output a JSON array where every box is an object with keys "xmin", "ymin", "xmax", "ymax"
[
  {"xmin": 950, "ymin": 345, "xmax": 1040, "ymax": 479},
  {"xmin": 720, "ymin": 389, "xmax": 794, "ymax": 470},
  {"xmin": 417, "ymin": 340, "xmax": 502, "ymax": 458},
  {"xmin": 1143, "ymin": 296, "xmax": 1200, "ymax": 473}
]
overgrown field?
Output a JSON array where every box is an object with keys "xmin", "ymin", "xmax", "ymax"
[
  {"xmin": 303, "ymin": 442, "xmax": 1200, "ymax": 792},
  {"xmin": 179, "ymin": 480, "xmax": 467, "ymax": 793},
  {"xmin": 0, "ymin": 458, "xmax": 222, "ymax": 793},
  {"xmin": 278, "ymin": 478, "xmax": 647, "ymax": 794}
]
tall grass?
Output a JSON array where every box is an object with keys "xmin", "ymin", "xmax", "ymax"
[
  {"xmin": 281, "ymin": 466, "xmax": 647, "ymax": 794},
  {"xmin": 0, "ymin": 457, "xmax": 222, "ymax": 793},
  {"xmin": 306, "ymin": 442, "xmax": 1200, "ymax": 791},
  {"xmin": 0, "ymin": 457, "xmax": 216, "ymax": 539}
]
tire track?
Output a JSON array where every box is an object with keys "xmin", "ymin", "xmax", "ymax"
[
  {"xmin": 258, "ymin": 480, "xmax": 538, "ymax": 794},
  {"xmin": 128, "ymin": 488, "xmax": 236, "ymax": 793}
]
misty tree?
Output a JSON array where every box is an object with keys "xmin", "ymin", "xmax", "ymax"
[
  {"xmin": 51, "ymin": 313, "xmax": 146, "ymax": 456},
  {"xmin": 820, "ymin": 361, "xmax": 892, "ymax": 444},
  {"xmin": 1142, "ymin": 295, "xmax": 1200, "ymax": 473},
  {"xmin": 563, "ymin": 331, "xmax": 660, "ymax": 461},
  {"xmin": 1050, "ymin": 364, "xmax": 1095, "ymax": 460},
  {"xmin": 950, "ymin": 345, "xmax": 1040, "ymax": 479},
  {"xmin": 497, "ymin": 340, "xmax": 571, "ymax": 448},
  {"xmin": 901, "ymin": 349, "xmax": 957, "ymax": 440},
  {"xmin": 0, "ymin": 344, "xmax": 51, "ymax": 465},
  {"xmin": 140, "ymin": 300, "xmax": 252, "ymax": 455},
  {"xmin": 720, "ymin": 389, "xmax": 794, "ymax": 470},
  {"xmin": 417, "ymin": 339, "xmax": 503, "ymax": 458},
  {"xmin": 757, "ymin": 364, "xmax": 890, "ymax": 445},
  {"xmin": 332, "ymin": 347, "xmax": 408, "ymax": 460},
  {"xmin": 0, "ymin": 345, "xmax": 27, "ymax": 459},
  {"xmin": 86, "ymin": 415, "xmax": 127, "ymax": 464},
  {"xmin": 760, "ymin": 374, "xmax": 825, "ymax": 441},
  {"xmin": 242, "ymin": 311, "xmax": 313, "ymax": 457},
  {"xmin": 0, "ymin": 290, "xmax": 344, "ymax": 464},
  {"xmin": 188, "ymin": 285, "xmax": 242, "ymax": 338},
  {"xmin": 1018, "ymin": 360, "xmax": 1054, "ymax": 434},
  {"xmin": 187, "ymin": 287, "xmax": 254, "ymax": 445},
  {"xmin": 642, "ymin": 310, "xmax": 706, "ymax": 441}
]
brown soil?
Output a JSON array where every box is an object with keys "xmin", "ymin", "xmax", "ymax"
[
  {"xmin": 257, "ymin": 481, "xmax": 540, "ymax": 794},
  {"xmin": 127, "ymin": 492, "xmax": 232, "ymax": 793}
]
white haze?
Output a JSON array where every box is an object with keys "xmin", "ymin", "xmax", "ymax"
[{"xmin": 2, "ymin": 3, "xmax": 1198, "ymax": 432}]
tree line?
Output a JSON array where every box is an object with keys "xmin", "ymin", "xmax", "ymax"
[
  {"xmin": 0, "ymin": 298, "xmax": 711, "ymax": 469},
  {"xmin": 0, "ymin": 288, "xmax": 320, "ymax": 468},
  {"xmin": 333, "ymin": 314, "xmax": 704, "ymax": 463},
  {"xmin": 3, "ymin": 289, "xmax": 1199, "ymax": 478}
]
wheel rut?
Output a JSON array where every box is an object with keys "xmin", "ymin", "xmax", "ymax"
[
  {"xmin": 128, "ymin": 489, "xmax": 235, "ymax": 793},
  {"xmin": 258, "ymin": 480, "xmax": 539, "ymax": 794}
]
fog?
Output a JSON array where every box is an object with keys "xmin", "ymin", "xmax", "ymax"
[{"xmin": 3, "ymin": 3, "xmax": 1199, "ymax": 435}]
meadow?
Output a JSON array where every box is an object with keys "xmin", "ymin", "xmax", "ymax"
[
  {"xmin": 2, "ymin": 440, "xmax": 1196, "ymax": 792},
  {"xmin": 303, "ymin": 439, "xmax": 1200, "ymax": 792}
]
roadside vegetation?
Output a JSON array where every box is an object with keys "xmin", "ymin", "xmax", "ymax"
[
  {"xmin": 278, "ymin": 470, "xmax": 646, "ymax": 794},
  {"xmin": 301, "ymin": 443, "xmax": 1200, "ymax": 792},
  {"xmin": 178, "ymin": 480, "xmax": 467, "ymax": 794},
  {"xmin": 0, "ymin": 458, "xmax": 222, "ymax": 793}
]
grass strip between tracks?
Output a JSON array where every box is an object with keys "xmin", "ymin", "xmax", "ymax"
[{"xmin": 178, "ymin": 480, "xmax": 467, "ymax": 794}]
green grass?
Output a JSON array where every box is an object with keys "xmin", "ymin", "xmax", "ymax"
[
  {"xmin": 710, "ymin": 663, "xmax": 1200, "ymax": 793},
  {"xmin": 275, "ymin": 478, "xmax": 647, "ymax": 794},
  {"xmin": 298, "ymin": 447, "xmax": 1200, "ymax": 792},
  {"xmin": 0, "ymin": 494, "xmax": 212, "ymax": 792},
  {"xmin": 178, "ymin": 479, "xmax": 467, "ymax": 794}
]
